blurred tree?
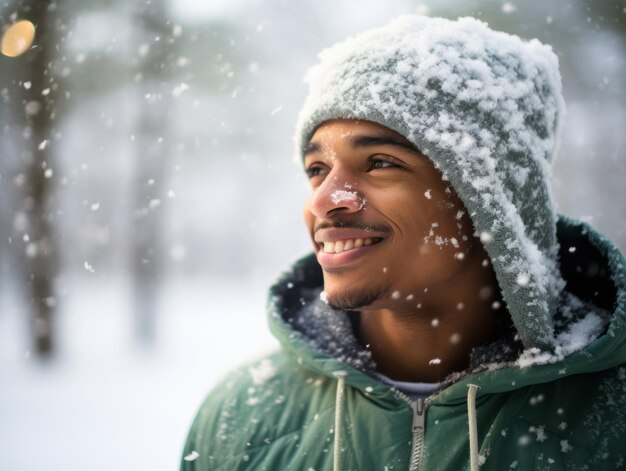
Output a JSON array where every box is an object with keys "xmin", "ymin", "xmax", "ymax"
[{"xmin": 0, "ymin": 0, "xmax": 64, "ymax": 356}]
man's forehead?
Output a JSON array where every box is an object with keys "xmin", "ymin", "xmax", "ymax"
[{"xmin": 304, "ymin": 119, "xmax": 420, "ymax": 158}]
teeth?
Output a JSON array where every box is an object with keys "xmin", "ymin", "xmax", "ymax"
[{"xmin": 321, "ymin": 238, "xmax": 376, "ymax": 254}]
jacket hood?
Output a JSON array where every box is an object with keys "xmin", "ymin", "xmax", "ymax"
[{"xmin": 267, "ymin": 216, "xmax": 626, "ymax": 404}]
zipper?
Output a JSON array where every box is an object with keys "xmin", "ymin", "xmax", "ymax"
[{"xmin": 396, "ymin": 392, "xmax": 430, "ymax": 471}]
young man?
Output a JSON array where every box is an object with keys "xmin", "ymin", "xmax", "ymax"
[{"xmin": 182, "ymin": 16, "xmax": 626, "ymax": 470}]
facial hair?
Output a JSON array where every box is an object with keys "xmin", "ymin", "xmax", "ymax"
[{"xmin": 326, "ymin": 284, "xmax": 390, "ymax": 311}]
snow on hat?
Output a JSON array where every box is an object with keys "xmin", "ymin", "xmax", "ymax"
[{"xmin": 295, "ymin": 15, "xmax": 566, "ymax": 350}]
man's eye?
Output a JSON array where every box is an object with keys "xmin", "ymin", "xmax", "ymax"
[
  {"xmin": 305, "ymin": 165, "xmax": 325, "ymax": 178},
  {"xmin": 369, "ymin": 158, "xmax": 398, "ymax": 170}
]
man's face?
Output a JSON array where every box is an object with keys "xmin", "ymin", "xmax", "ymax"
[{"xmin": 302, "ymin": 119, "xmax": 482, "ymax": 312}]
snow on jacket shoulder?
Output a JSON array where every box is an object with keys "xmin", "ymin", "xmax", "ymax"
[{"xmin": 181, "ymin": 217, "xmax": 626, "ymax": 470}]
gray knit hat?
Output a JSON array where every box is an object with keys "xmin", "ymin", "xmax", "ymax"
[{"xmin": 295, "ymin": 16, "xmax": 566, "ymax": 350}]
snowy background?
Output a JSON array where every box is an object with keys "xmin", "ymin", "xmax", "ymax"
[{"xmin": 0, "ymin": 0, "xmax": 624, "ymax": 469}]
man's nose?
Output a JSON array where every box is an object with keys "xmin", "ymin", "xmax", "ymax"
[{"xmin": 308, "ymin": 169, "xmax": 364, "ymax": 218}]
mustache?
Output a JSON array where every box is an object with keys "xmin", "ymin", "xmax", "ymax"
[{"xmin": 314, "ymin": 218, "xmax": 392, "ymax": 234}]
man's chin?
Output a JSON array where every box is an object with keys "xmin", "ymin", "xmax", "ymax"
[{"xmin": 325, "ymin": 285, "xmax": 388, "ymax": 311}]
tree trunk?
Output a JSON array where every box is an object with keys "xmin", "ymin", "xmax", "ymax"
[{"xmin": 13, "ymin": 1, "xmax": 62, "ymax": 356}]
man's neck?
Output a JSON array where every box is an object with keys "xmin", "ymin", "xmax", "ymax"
[{"xmin": 359, "ymin": 251, "xmax": 501, "ymax": 383}]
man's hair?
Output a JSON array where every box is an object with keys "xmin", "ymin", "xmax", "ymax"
[{"xmin": 294, "ymin": 16, "xmax": 566, "ymax": 350}]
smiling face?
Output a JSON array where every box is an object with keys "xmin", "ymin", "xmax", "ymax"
[{"xmin": 303, "ymin": 119, "xmax": 484, "ymax": 312}]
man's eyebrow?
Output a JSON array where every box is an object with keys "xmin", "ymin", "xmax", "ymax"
[
  {"xmin": 302, "ymin": 133, "xmax": 422, "ymax": 159},
  {"xmin": 303, "ymin": 141, "xmax": 320, "ymax": 156},
  {"xmin": 351, "ymin": 134, "xmax": 421, "ymax": 155}
]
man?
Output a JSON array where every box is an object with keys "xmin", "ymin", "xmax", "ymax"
[{"xmin": 182, "ymin": 16, "xmax": 626, "ymax": 470}]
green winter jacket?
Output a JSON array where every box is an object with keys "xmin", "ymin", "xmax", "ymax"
[{"xmin": 181, "ymin": 216, "xmax": 626, "ymax": 470}]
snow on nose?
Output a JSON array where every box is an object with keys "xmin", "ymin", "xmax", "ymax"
[{"xmin": 330, "ymin": 189, "xmax": 367, "ymax": 210}]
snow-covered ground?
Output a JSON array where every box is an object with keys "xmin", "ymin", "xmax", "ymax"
[{"xmin": 0, "ymin": 276, "xmax": 279, "ymax": 470}]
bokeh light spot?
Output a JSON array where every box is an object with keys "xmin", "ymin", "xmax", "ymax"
[{"xmin": 1, "ymin": 20, "xmax": 36, "ymax": 58}]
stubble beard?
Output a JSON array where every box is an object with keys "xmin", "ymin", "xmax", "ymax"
[{"xmin": 326, "ymin": 283, "xmax": 391, "ymax": 311}]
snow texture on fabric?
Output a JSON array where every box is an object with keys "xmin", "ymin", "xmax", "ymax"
[
  {"xmin": 294, "ymin": 15, "xmax": 566, "ymax": 350},
  {"xmin": 291, "ymin": 293, "xmax": 377, "ymax": 374}
]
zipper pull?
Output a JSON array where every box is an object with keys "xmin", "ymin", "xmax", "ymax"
[{"xmin": 412, "ymin": 398, "xmax": 426, "ymax": 432}]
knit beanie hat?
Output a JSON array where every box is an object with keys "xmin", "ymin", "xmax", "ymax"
[{"xmin": 294, "ymin": 16, "xmax": 566, "ymax": 351}]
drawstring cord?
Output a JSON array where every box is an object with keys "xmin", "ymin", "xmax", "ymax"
[
  {"xmin": 333, "ymin": 371, "xmax": 347, "ymax": 471},
  {"xmin": 467, "ymin": 384, "xmax": 480, "ymax": 471}
]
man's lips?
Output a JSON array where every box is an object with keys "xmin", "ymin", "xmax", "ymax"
[
  {"xmin": 314, "ymin": 227, "xmax": 387, "ymax": 269},
  {"xmin": 315, "ymin": 239, "xmax": 385, "ymax": 269}
]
